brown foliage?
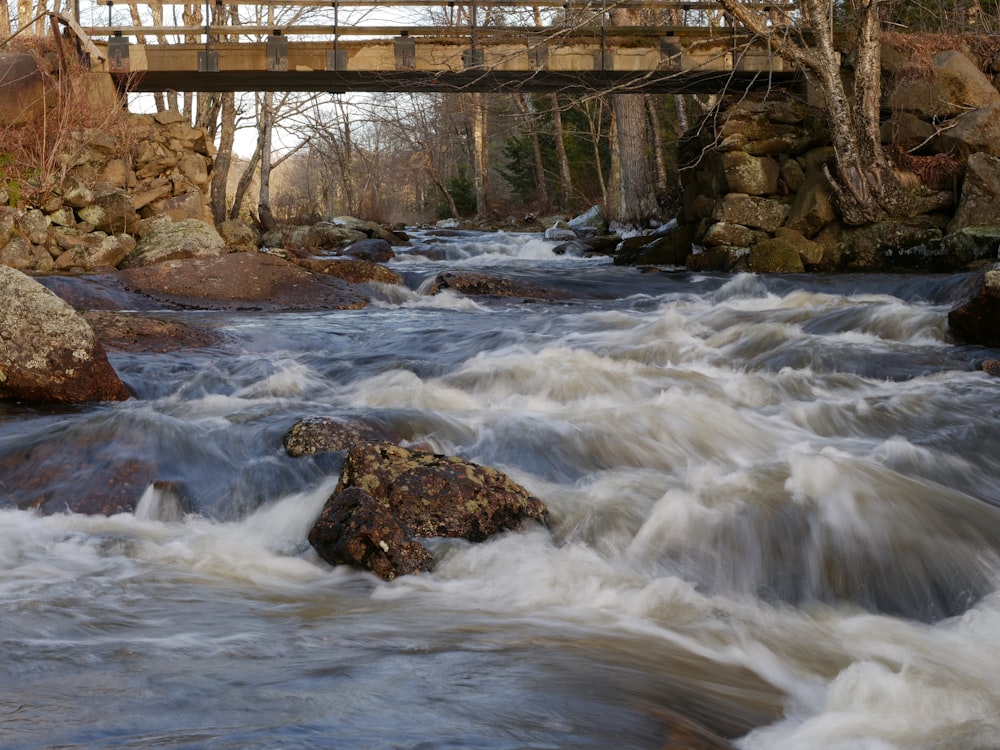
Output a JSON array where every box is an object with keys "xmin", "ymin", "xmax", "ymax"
[{"xmin": 0, "ymin": 37, "xmax": 135, "ymax": 207}]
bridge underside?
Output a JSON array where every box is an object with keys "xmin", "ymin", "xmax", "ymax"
[
  {"xmin": 94, "ymin": 34, "xmax": 800, "ymax": 95},
  {"xmin": 120, "ymin": 68, "xmax": 798, "ymax": 94}
]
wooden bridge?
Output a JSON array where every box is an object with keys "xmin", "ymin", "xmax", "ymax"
[{"xmin": 77, "ymin": 0, "xmax": 801, "ymax": 94}]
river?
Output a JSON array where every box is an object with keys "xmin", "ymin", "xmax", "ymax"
[{"xmin": 3, "ymin": 230, "xmax": 1000, "ymax": 749}]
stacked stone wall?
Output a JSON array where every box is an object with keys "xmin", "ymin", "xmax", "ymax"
[{"xmin": 0, "ymin": 109, "xmax": 215, "ymax": 273}]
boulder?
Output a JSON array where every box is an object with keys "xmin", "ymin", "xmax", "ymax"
[
  {"xmin": 159, "ymin": 190, "xmax": 206, "ymax": 222},
  {"xmin": 283, "ymin": 417, "xmax": 405, "ymax": 457},
  {"xmin": 949, "ymin": 152, "xmax": 1000, "ymax": 233},
  {"xmin": 702, "ymin": 221, "xmax": 767, "ymax": 249},
  {"xmin": 52, "ymin": 232, "xmax": 135, "ymax": 271},
  {"xmin": 217, "ymin": 220, "xmax": 260, "ymax": 253},
  {"xmin": 0, "ymin": 235, "xmax": 53, "ymax": 272},
  {"xmin": 78, "ymin": 190, "xmax": 140, "ymax": 235},
  {"xmin": 839, "ymin": 219, "xmax": 945, "ymax": 271},
  {"xmin": 784, "ymin": 171, "xmax": 837, "ymax": 238},
  {"xmin": 881, "ymin": 111, "xmax": 937, "ymax": 151},
  {"xmin": 342, "ymin": 237, "xmax": 394, "ymax": 263},
  {"xmin": 0, "ymin": 266, "xmax": 130, "ymax": 403},
  {"xmin": 948, "ymin": 265, "xmax": 1000, "ymax": 346},
  {"xmin": 544, "ymin": 226, "xmax": 577, "ymax": 242},
  {"xmin": 119, "ymin": 252, "xmax": 369, "ymax": 311},
  {"xmin": 295, "ymin": 257, "xmax": 404, "ymax": 285},
  {"xmin": 748, "ymin": 238, "xmax": 805, "ymax": 273},
  {"xmin": 122, "ymin": 218, "xmax": 226, "ymax": 268},
  {"xmin": 936, "ymin": 101, "xmax": 1000, "ymax": 158},
  {"xmin": 567, "ymin": 205, "xmax": 607, "ymax": 235},
  {"xmin": 713, "ymin": 194, "xmax": 789, "ymax": 233},
  {"xmin": 308, "ymin": 487, "xmax": 437, "ymax": 580},
  {"xmin": 722, "ymin": 151, "xmax": 780, "ymax": 195},
  {"xmin": 331, "ymin": 216, "xmax": 408, "ymax": 246},
  {"xmin": 887, "ymin": 50, "xmax": 1000, "ymax": 118},
  {"xmin": 614, "ymin": 222, "xmax": 694, "ymax": 265},
  {"xmin": 774, "ymin": 227, "xmax": 823, "ymax": 266},
  {"xmin": 308, "ymin": 441, "xmax": 549, "ymax": 579}
]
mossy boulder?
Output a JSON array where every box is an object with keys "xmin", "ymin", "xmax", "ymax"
[
  {"xmin": 308, "ymin": 441, "xmax": 549, "ymax": 579},
  {"xmin": 0, "ymin": 265, "xmax": 130, "ymax": 403}
]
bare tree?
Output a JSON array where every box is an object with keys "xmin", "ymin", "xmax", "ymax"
[{"xmin": 715, "ymin": 0, "xmax": 943, "ymax": 224}]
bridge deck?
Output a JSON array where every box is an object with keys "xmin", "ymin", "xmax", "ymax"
[{"xmin": 78, "ymin": 0, "xmax": 801, "ymax": 93}]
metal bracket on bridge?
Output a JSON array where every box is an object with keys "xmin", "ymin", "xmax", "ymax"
[
  {"xmin": 267, "ymin": 32, "xmax": 289, "ymax": 71},
  {"xmin": 593, "ymin": 50, "xmax": 613, "ymax": 71},
  {"xmin": 394, "ymin": 35, "xmax": 416, "ymax": 70},
  {"xmin": 108, "ymin": 32, "xmax": 130, "ymax": 73},
  {"xmin": 198, "ymin": 50, "xmax": 219, "ymax": 72},
  {"xmin": 660, "ymin": 36, "xmax": 682, "ymax": 69},
  {"xmin": 463, "ymin": 48, "xmax": 484, "ymax": 70},
  {"xmin": 528, "ymin": 44, "xmax": 548, "ymax": 70},
  {"xmin": 326, "ymin": 50, "xmax": 347, "ymax": 71}
]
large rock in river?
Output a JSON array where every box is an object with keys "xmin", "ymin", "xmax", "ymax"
[
  {"xmin": 308, "ymin": 441, "xmax": 549, "ymax": 579},
  {"xmin": 948, "ymin": 264, "xmax": 1000, "ymax": 346},
  {"xmin": 122, "ymin": 218, "xmax": 226, "ymax": 268},
  {"xmin": 0, "ymin": 266, "xmax": 130, "ymax": 403},
  {"xmin": 119, "ymin": 252, "xmax": 370, "ymax": 310}
]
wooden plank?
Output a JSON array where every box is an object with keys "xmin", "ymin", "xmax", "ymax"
[{"xmin": 52, "ymin": 12, "xmax": 107, "ymax": 60}]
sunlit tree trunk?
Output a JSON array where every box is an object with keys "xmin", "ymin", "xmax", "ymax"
[
  {"xmin": 0, "ymin": 0, "xmax": 11, "ymax": 38},
  {"xmin": 211, "ymin": 92, "xmax": 236, "ymax": 224},
  {"xmin": 257, "ymin": 91, "xmax": 277, "ymax": 231},
  {"xmin": 471, "ymin": 93, "xmax": 489, "ymax": 216}
]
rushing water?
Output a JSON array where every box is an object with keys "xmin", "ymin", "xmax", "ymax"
[{"xmin": 3, "ymin": 230, "xmax": 1000, "ymax": 749}]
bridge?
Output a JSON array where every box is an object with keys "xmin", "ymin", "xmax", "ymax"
[{"xmin": 74, "ymin": 0, "xmax": 801, "ymax": 94}]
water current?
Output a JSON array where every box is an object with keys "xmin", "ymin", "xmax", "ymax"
[{"xmin": 3, "ymin": 230, "xmax": 1000, "ymax": 749}]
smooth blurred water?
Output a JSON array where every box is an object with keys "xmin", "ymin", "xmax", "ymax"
[{"xmin": 3, "ymin": 231, "xmax": 1000, "ymax": 749}]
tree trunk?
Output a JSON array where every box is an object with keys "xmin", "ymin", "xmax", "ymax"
[
  {"xmin": 257, "ymin": 91, "xmax": 277, "ymax": 232},
  {"xmin": 229, "ymin": 147, "xmax": 260, "ymax": 221},
  {"xmin": 612, "ymin": 93, "xmax": 659, "ymax": 226},
  {"xmin": 0, "ymin": 0, "xmax": 10, "ymax": 38},
  {"xmin": 609, "ymin": 7, "xmax": 659, "ymax": 226},
  {"xmin": 548, "ymin": 93, "xmax": 574, "ymax": 210},
  {"xmin": 516, "ymin": 94, "xmax": 548, "ymax": 211},
  {"xmin": 211, "ymin": 92, "xmax": 236, "ymax": 224},
  {"xmin": 646, "ymin": 95, "xmax": 669, "ymax": 202},
  {"xmin": 471, "ymin": 93, "xmax": 489, "ymax": 216}
]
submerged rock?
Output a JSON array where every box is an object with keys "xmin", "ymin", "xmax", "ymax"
[
  {"xmin": 294, "ymin": 257, "xmax": 403, "ymax": 285},
  {"xmin": 283, "ymin": 417, "xmax": 405, "ymax": 457},
  {"xmin": 427, "ymin": 271, "xmax": 568, "ymax": 299},
  {"xmin": 341, "ymin": 237, "xmax": 395, "ymax": 263},
  {"xmin": 0, "ymin": 436, "xmax": 156, "ymax": 515},
  {"xmin": 308, "ymin": 441, "xmax": 548, "ymax": 579},
  {"xmin": 0, "ymin": 266, "xmax": 130, "ymax": 403}
]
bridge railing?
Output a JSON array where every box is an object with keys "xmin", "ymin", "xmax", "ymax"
[{"xmin": 82, "ymin": 0, "xmax": 800, "ymax": 43}]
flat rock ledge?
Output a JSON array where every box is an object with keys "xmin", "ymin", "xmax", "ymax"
[
  {"xmin": 0, "ymin": 266, "xmax": 130, "ymax": 403},
  {"xmin": 308, "ymin": 441, "xmax": 549, "ymax": 580},
  {"xmin": 119, "ymin": 252, "xmax": 369, "ymax": 311}
]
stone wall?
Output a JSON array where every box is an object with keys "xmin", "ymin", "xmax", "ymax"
[
  {"xmin": 0, "ymin": 109, "xmax": 215, "ymax": 273},
  {"xmin": 675, "ymin": 46, "xmax": 1000, "ymax": 273}
]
